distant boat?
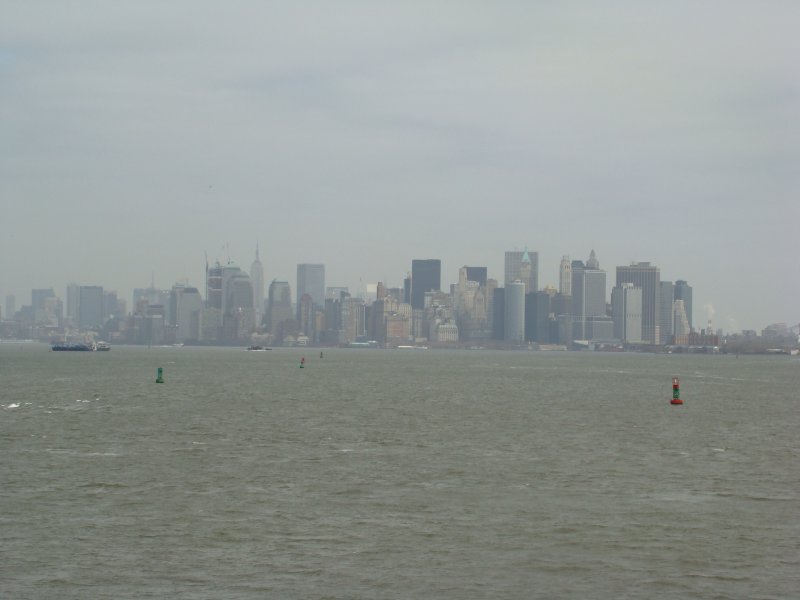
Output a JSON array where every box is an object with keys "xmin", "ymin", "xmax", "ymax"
[
  {"xmin": 52, "ymin": 342, "xmax": 94, "ymax": 352},
  {"xmin": 247, "ymin": 345, "xmax": 271, "ymax": 351},
  {"xmin": 95, "ymin": 341, "xmax": 111, "ymax": 351}
]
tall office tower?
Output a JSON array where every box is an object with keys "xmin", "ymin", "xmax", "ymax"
[
  {"xmin": 298, "ymin": 293, "xmax": 315, "ymax": 337},
  {"xmin": 66, "ymin": 283, "xmax": 79, "ymax": 326},
  {"xmin": 674, "ymin": 280, "xmax": 693, "ymax": 331},
  {"xmin": 172, "ymin": 286, "xmax": 203, "ymax": 341},
  {"xmin": 403, "ymin": 274, "xmax": 411, "ymax": 305},
  {"xmin": 465, "ymin": 266, "xmax": 488, "ymax": 287},
  {"xmin": 32, "ymin": 288, "xmax": 54, "ymax": 312},
  {"xmin": 250, "ymin": 244, "xmax": 264, "ymax": 326},
  {"xmin": 571, "ymin": 252, "xmax": 607, "ymax": 340},
  {"xmin": 586, "ymin": 249, "xmax": 599, "ymax": 270},
  {"xmin": 504, "ymin": 249, "xmax": 538, "ymax": 293},
  {"xmin": 616, "ymin": 262, "xmax": 660, "ymax": 344},
  {"xmin": 78, "ymin": 286, "xmax": 104, "ymax": 330},
  {"xmin": 612, "ymin": 283, "xmax": 642, "ymax": 343},
  {"xmin": 504, "ymin": 280, "xmax": 526, "ymax": 344},
  {"xmin": 411, "ymin": 259, "xmax": 441, "ymax": 310},
  {"xmin": 673, "ymin": 300, "xmax": 690, "ymax": 339},
  {"xmin": 559, "ymin": 256, "xmax": 572, "ymax": 296},
  {"xmin": 6, "ymin": 294, "xmax": 16, "ymax": 319},
  {"xmin": 297, "ymin": 264, "xmax": 325, "ymax": 310},
  {"xmin": 103, "ymin": 291, "xmax": 119, "ymax": 320},
  {"xmin": 267, "ymin": 280, "xmax": 293, "ymax": 339},
  {"xmin": 525, "ymin": 291, "xmax": 552, "ymax": 344},
  {"xmin": 32, "ymin": 288, "xmax": 55, "ymax": 324},
  {"xmin": 492, "ymin": 287, "xmax": 505, "ymax": 340},
  {"xmin": 224, "ymin": 271, "xmax": 255, "ymax": 340},
  {"xmin": 206, "ymin": 262, "xmax": 224, "ymax": 309},
  {"xmin": 485, "ymin": 278, "xmax": 498, "ymax": 332},
  {"xmin": 659, "ymin": 281, "xmax": 675, "ymax": 345}
]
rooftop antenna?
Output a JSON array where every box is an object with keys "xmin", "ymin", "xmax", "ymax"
[{"xmin": 226, "ymin": 242, "xmax": 231, "ymax": 264}]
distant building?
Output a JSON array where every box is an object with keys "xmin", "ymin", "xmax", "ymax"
[
  {"xmin": 170, "ymin": 284, "xmax": 203, "ymax": 341},
  {"xmin": 559, "ymin": 255, "xmax": 572, "ymax": 296},
  {"xmin": 525, "ymin": 291, "xmax": 551, "ymax": 344},
  {"xmin": 674, "ymin": 280, "xmax": 693, "ymax": 331},
  {"xmin": 571, "ymin": 251, "xmax": 606, "ymax": 340},
  {"xmin": 612, "ymin": 283, "xmax": 642, "ymax": 343},
  {"xmin": 78, "ymin": 286, "xmax": 104, "ymax": 330},
  {"xmin": 296, "ymin": 264, "xmax": 325, "ymax": 310},
  {"xmin": 464, "ymin": 266, "xmax": 488, "ymax": 287},
  {"xmin": 492, "ymin": 287, "xmax": 505, "ymax": 340},
  {"xmin": 224, "ymin": 271, "xmax": 255, "ymax": 341},
  {"xmin": 659, "ymin": 281, "xmax": 675, "ymax": 345},
  {"xmin": 250, "ymin": 244, "xmax": 265, "ymax": 326},
  {"xmin": 433, "ymin": 321, "xmax": 459, "ymax": 343},
  {"xmin": 5, "ymin": 295, "xmax": 16, "ymax": 320},
  {"xmin": 267, "ymin": 280, "xmax": 293, "ymax": 340},
  {"xmin": 411, "ymin": 259, "xmax": 441, "ymax": 310},
  {"xmin": 66, "ymin": 284, "xmax": 79, "ymax": 327},
  {"xmin": 504, "ymin": 280, "xmax": 526, "ymax": 344},
  {"xmin": 616, "ymin": 262, "xmax": 660, "ymax": 344},
  {"xmin": 673, "ymin": 300, "xmax": 690, "ymax": 339},
  {"xmin": 505, "ymin": 250, "xmax": 538, "ymax": 294}
]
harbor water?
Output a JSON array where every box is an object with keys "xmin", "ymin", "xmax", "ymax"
[{"xmin": 1, "ymin": 346, "xmax": 798, "ymax": 599}]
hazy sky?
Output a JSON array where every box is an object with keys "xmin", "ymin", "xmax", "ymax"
[{"xmin": 1, "ymin": 1, "xmax": 797, "ymax": 331}]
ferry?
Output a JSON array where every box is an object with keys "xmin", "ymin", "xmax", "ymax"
[
  {"xmin": 52, "ymin": 342, "xmax": 95, "ymax": 351},
  {"xmin": 95, "ymin": 341, "xmax": 111, "ymax": 351}
]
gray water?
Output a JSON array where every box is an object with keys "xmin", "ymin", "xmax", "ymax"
[{"xmin": 1, "ymin": 345, "xmax": 798, "ymax": 599}]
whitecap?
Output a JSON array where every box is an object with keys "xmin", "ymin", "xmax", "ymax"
[{"xmin": 6, "ymin": 403, "xmax": 20, "ymax": 409}]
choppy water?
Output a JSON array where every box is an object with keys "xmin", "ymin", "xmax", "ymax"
[{"xmin": 1, "ymin": 345, "xmax": 798, "ymax": 599}]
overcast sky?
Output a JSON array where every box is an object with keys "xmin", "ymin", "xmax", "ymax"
[{"xmin": 1, "ymin": 1, "xmax": 797, "ymax": 331}]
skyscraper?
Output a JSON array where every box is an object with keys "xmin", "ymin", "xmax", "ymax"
[
  {"xmin": 559, "ymin": 256, "xmax": 571, "ymax": 296},
  {"xmin": 66, "ymin": 283, "xmax": 79, "ymax": 326},
  {"xmin": 411, "ymin": 259, "xmax": 441, "ymax": 310},
  {"xmin": 571, "ymin": 252, "xmax": 607, "ymax": 341},
  {"xmin": 250, "ymin": 244, "xmax": 264, "ymax": 326},
  {"xmin": 267, "ymin": 280, "xmax": 292, "ymax": 339},
  {"xmin": 78, "ymin": 286, "xmax": 104, "ymax": 330},
  {"xmin": 504, "ymin": 280, "xmax": 526, "ymax": 344},
  {"xmin": 616, "ymin": 262, "xmax": 660, "ymax": 344},
  {"xmin": 612, "ymin": 283, "xmax": 642, "ymax": 343},
  {"xmin": 172, "ymin": 286, "xmax": 203, "ymax": 341},
  {"xmin": 659, "ymin": 281, "xmax": 675, "ymax": 345},
  {"xmin": 297, "ymin": 264, "xmax": 325, "ymax": 310},
  {"xmin": 674, "ymin": 280, "xmax": 693, "ymax": 331},
  {"xmin": 464, "ymin": 266, "xmax": 488, "ymax": 287},
  {"xmin": 505, "ymin": 249, "xmax": 538, "ymax": 293}
]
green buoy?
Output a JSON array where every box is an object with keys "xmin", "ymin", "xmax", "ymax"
[{"xmin": 156, "ymin": 367, "xmax": 164, "ymax": 383}]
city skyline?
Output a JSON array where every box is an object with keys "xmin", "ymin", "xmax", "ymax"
[
  {"xmin": 0, "ymin": 244, "xmax": 795, "ymax": 333},
  {"xmin": 1, "ymin": 3, "xmax": 798, "ymax": 331}
]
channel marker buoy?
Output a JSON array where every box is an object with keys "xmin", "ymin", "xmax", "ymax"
[
  {"xmin": 670, "ymin": 376, "xmax": 682, "ymax": 405},
  {"xmin": 156, "ymin": 367, "xmax": 165, "ymax": 383}
]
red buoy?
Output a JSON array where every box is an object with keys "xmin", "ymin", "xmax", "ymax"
[{"xmin": 670, "ymin": 376, "xmax": 683, "ymax": 405}]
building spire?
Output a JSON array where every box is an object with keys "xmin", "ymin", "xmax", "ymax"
[{"xmin": 587, "ymin": 249, "xmax": 599, "ymax": 270}]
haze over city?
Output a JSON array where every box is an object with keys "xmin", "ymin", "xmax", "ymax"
[{"xmin": 1, "ymin": 2, "xmax": 797, "ymax": 332}]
